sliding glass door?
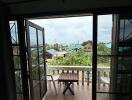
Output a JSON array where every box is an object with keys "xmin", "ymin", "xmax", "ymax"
[
  {"xmin": 96, "ymin": 15, "xmax": 112, "ymax": 100},
  {"xmin": 94, "ymin": 14, "xmax": 132, "ymax": 100},
  {"xmin": 109, "ymin": 14, "xmax": 132, "ymax": 100}
]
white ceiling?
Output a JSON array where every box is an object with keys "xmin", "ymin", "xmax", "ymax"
[{"xmin": 1, "ymin": 0, "xmax": 132, "ymax": 16}]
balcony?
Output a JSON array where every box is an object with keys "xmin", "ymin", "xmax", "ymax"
[{"xmin": 43, "ymin": 66, "xmax": 110, "ymax": 100}]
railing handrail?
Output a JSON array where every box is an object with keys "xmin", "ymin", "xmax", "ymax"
[{"xmin": 47, "ymin": 65, "xmax": 110, "ymax": 71}]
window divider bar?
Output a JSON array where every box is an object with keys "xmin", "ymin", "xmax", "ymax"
[{"xmin": 92, "ymin": 14, "xmax": 98, "ymax": 100}]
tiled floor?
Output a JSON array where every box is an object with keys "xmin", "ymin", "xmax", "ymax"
[{"xmin": 43, "ymin": 82, "xmax": 109, "ymax": 100}]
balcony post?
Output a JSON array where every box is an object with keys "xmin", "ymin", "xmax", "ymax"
[
  {"xmin": 53, "ymin": 70, "xmax": 55, "ymax": 75},
  {"xmin": 97, "ymin": 71, "xmax": 101, "ymax": 89},
  {"xmin": 87, "ymin": 71, "xmax": 90, "ymax": 86},
  {"xmin": 82, "ymin": 71, "xmax": 84, "ymax": 85},
  {"xmin": 57, "ymin": 70, "xmax": 59, "ymax": 74},
  {"xmin": 77, "ymin": 70, "xmax": 79, "ymax": 85}
]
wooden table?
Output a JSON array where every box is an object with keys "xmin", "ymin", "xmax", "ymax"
[{"xmin": 58, "ymin": 73, "xmax": 78, "ymax": 95}]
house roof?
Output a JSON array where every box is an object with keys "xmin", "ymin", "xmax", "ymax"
[
  {"xmin": 68, "ymin": 44, "xmax": 83, "ymax": 50},
  {"xmin": 47, "ymin": 49, "xmax": 57, "ymax": 55},
  {"xmin": 47, "ymin": 49, "xmax": 67, "ymax": 55}
]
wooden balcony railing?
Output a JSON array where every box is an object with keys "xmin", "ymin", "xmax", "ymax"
[{"xmin": 47, "ymin": 65, "xmax": 110, "ymax": 86}]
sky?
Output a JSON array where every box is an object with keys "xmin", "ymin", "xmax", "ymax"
[{"xmin": 30, "ymin": 15, "xmax": 112, "ymax": 45}]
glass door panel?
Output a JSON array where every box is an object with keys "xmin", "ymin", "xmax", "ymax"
[
  {"xmin": 26, "ymin": 21, "xmax": 47, "ymax": 100},
  {"xmin": 96, "ymin": 15, "xmax": 112, "ymax": 100}
]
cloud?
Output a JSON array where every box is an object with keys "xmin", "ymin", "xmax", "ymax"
[
  {"xmin": 30, "ymin": 15, "xmax": 112, "ymax": 44},
  {"xmin": 97, "ymin": 15, "xmax": 112, "ymax": 42}
]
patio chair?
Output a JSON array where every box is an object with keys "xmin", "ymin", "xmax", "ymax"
[
  {"xmin": 100, "ymin": 76, "xmax": 110, "ymax": 85},
  {"xmin": 46, "ymin": 64, "xmax": 59, "ymax": 95}
]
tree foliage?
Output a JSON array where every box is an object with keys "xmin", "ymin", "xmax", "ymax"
[
  {"xmin": 13, "ymin": 42, "xmax": 111, "ymax": 67},
  {"xmin": 49, "ymin": 50, "xmax": 92, "ymax": 66},
  {"xmin": 97, "ymin": 43, "xmax": 111, "ymax": 66},
  {"xmin": 97, "ymin": 43, "xmax": 110, "ymax": 55},
  {"xmin": 49, "ymin": 42, "xmax": 111, "ymax": 66},
  {"xmin": 45, "ymin": 43, "xmax": 65, "ymax": 51},
  {"xmin": 82, "ymin": 40, "xmax": 92, "ymax": 46}
]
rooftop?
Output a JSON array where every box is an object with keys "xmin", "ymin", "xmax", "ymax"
[{"xmin": 68, "ymin": 44, "xmax": 83, "ymax": 50}]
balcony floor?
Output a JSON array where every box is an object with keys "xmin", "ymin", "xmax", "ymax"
[{"xmin": 43, "ymin": 82, "xmax": 109, "ymax": 100}]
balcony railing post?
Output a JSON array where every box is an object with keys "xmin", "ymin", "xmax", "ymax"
[
  {"xmin": 62, "ymin": 70, "xmax": 64, "ymax": 74},
  {"xmin": 77, "ymin": 70, "xmax": 79, "ymax": 85},
  {"xmin": 104, "ymin": 71, "xmax": 107, "ymax": 77},
  {"xmin": 67, "ymin": 70, "xmax": 69, "ymax": 73},
  {"xmin": 103, "ymin": 71, "xmax": 107, "ymax": 86},
  {"xmin": 82, "ymin": 71, "xmax": 84, "ymax": 85},
  {"xmin": 109, "ymin": 71, "xmax": 110, "ymax": 78},
  {"xmin": 57, "ymin": 70, "xmax": 59, "ymax": 74},
  {"xmin": 53, "ymin": 70, "xmax": 55, "ymax": 75},
  {"xmin": 98, "ymin": 71, "xmax": 101, "ymax": 89},
  {"xmin": 87, "ymin": 71, "xmax": 90, "ymax": 86}
]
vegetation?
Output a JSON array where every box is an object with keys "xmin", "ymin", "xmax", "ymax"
[
  {"xmin": 45, "ymin": 43, "xmax": 66, "ymax": 51},
  {"xmin": 97, "ymin": 43, "xmax": 111, "ymax": 55},
  {"xmin": 97, "ymin": 43, "xmax": 111, "ymax": 66},
  {"xmin": 48, "ymin": 42, "xmax": 111, "ymax": 66},
  {"xmin": 49, "ymin": 50, "xmax": 92, "ymax": 66},
  {"xmin": 81, "ymin": 40, "xmax": 92, "ymax": 46},
  {"xmin": 13, "ymin": 41, "xmax": 111, "ymax": 67}
]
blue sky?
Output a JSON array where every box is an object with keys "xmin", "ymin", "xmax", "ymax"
[{"xmin": 30, "ymin": 15, "xmax": 112, "ymax": 45}]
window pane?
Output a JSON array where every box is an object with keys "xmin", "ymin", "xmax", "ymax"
[
  {"xmin": 97, "ymin": 15, "xmax": 112, "ymax": 98},
  {"xmin": 33, "ymin": 85, "xmax": 40, "ymax": 100},
  {"xmin": 17, "ymin": 94, "xmax": 23, "ymax": 100},
  {"xmin": 32, "ymin": 67, "xmax": 40, "ymax": 86},
  {"xmin": 97, "ymin": 15, "xmax": 112, "ymax": 55},
  {"xmin": 38, "ymin": 30, "xmax": 44, "ymax": 64},
  {"xmin": 97, "ymin": 93, "xmax": 110, "ymax": 100},
  {"xmin": 29, "ymin": 26, "xmax": 37, "ymax": 46},
  {"xmin": 118, "ymin": 57, "xmax": 132, "ymax": 71},
  {"xmin": 97, "ymin": 56, "xmax": 111, "ymax": 67},
  {"xmin": 97, "ymin": 43, "xmax": 111, "ymax": 55},
  {"xmin": 14, "ymin": 56, "xmax": 20, "ymax": 69},
  {"xmin": 31, "ymin": 48, "xmax": 38, "ymax": 65},
  {"xmin": 118, "ymin": 46, "xmax": 132, "ymax": 56},
  {"xmin": 115, "ymin": 74, "xmax": 132, "ymax": 93},
  {"xmin": 9, "ymin": 21, "xmax": 19, "ymax": 44},
  {"xmin": 13, "ymin": 46, "xmax": 19, "ymax": 55},
  {"xmin": 15, "ymin": 71, "xmax": 23, "ymax": 93},
  {"xmin": 40, "ymin": 65, "xmax": 46, "ymax": 94},
  {"xmin": 119, "ymin": 20, "xmax": 132, "ymax": 43}
]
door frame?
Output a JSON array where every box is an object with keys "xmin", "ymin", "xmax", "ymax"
[
  {"xmin": 16, "ymin": 14, "xmax": 103, "ymax": 100},
  {"xmin": 25, "ymin": 15, "xmax": 98, "ymax": 100}
]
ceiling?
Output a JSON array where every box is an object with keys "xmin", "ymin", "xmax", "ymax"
[{"xmin": 1, "ymin": 0, "xmax": 132, "ymax": 17}]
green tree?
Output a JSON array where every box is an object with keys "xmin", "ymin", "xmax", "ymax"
[
  {"xmin": 97, "ymin": 43, "xmax": 110, "ymax": 55},
  {"xmin": 82, "ymin": 40, "xmax": 92, "ymax": 46},
  {"xmin": 53, "ymin": 43, "xmax": 60, "ymax": 51},
  {"xmin": 97, "ymin": 43, "xmax": 111, "ymax": 66},
  {"xmin": 49, "ymin": 49, "xmax": 92, "ymax": 66}
]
